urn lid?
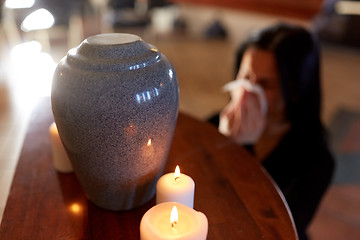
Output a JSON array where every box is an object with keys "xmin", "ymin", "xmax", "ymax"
[{"xmin": 66, "ymin": 33, "xmax": 161, "ymax": 71}]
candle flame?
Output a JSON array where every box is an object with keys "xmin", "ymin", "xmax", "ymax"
[
  {"xmin": 170, "ymin": 206, "xmax": 178, "ymax": 228},
  {"xmin": 147, "ymin": 139, "xmax": 152, "ymax": 146},
  {"xmin": 174, "ymin": 165, "xmax": 180, "ymax": 180},
  {"xmin": 70, "ymin": 203, "xmax": 81, "ymax": 214}
]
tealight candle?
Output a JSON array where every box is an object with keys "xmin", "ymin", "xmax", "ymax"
[
  {"xmin": 140, "ymin": 202, "xmax": 208, "ymax": 240},
  {"xmin": 49, "ymin": 122, "xmax": 73, "ymax": 173},
  {"xmin": 156, "ymin": 165, "xmax": 195, "ymax": 208}
]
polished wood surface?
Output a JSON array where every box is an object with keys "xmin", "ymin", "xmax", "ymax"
[{"xmin": 0, "ymin": 98, "xmax": 297, "ymax": 239}]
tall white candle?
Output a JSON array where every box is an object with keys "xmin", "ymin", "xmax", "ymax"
[
  {"xmin": 49, "ymin": 122, "xmax": 73, "ymax": 173},
  {"xmin": 140, "ymin": 202, "xmax": 208, "ymax": 240},
  {"xmin": 156, "ymin": 166, "xmax": 195, "ymax": 208}
]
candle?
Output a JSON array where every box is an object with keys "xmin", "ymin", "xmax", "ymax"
[
  {"xmin": 140, "ymin": 202, "xmax": 208, "ymax": 240},
  {"xmin": 49, "ymin": 122, "xmax": 73, "ymax": 173},
  {"xmin": 156, "ymin": 166, "xmax": 195, "ymax": 208}
]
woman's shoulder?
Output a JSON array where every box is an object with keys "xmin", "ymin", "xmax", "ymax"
[
  {"xmin": 263, "ymin": 124, "xmax": 335, "ymax": 183},
  {"xmin": 285, "ymin": 124, "xmax": 329, "ymax": 145},
  {"xmin": 267, "ymin": 124, "xmax": 334, "ymax": 165}
]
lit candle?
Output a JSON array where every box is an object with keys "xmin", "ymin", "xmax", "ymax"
[
  {"xmin": 156, "ymin": 165, "xmax": 195, "ymax": 208},
  {"xmin": 140, "ymin": 202, "xmax": 208, "ymax": 240},
  {"xmin": 49, "ymin": 122, "xmax": 73, "ymax": 173}
]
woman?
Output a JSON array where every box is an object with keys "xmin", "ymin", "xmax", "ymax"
[{"xmin": 212, "ymin": 23, "xmax": 335, "ymax": 239}]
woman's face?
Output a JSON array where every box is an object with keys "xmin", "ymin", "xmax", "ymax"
[{"xmin": 236, "ymin": 47, "xmax": 287, "ymax": 123}]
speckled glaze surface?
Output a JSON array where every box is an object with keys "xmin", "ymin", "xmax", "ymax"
[{"xmin": 51, "ymin": 33, "xmax": 179, "ymax": 211}]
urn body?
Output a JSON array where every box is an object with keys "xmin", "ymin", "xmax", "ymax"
[{"xmin": 51, "ymin": 33, "xmax": 179, "ymax": 210}]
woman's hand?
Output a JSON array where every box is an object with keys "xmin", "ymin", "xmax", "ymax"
[{"xmin": 219, "ymin": 87, "xmax": 266, "ymax": 144}]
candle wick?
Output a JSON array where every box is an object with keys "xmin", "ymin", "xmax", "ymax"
[
  {"xmin": 175, "ymin": 176, "xmax": 180, "ymax": 181},
  {"xmin": 171, "ymin": 221, "xmax": 177, "ymax": 228}
]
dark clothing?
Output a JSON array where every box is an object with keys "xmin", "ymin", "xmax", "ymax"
[
  {"xmin": 261, "ymin": 125, "xmax": 334, "ymax": 239},
  {"xmin": 208, "ymin": 115, "xmax": 335, "ymax": 239}
]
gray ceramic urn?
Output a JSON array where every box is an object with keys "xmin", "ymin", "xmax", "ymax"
[{"xmin": 51, "ymin": 33, "xmax": 179, "ymax": 211}]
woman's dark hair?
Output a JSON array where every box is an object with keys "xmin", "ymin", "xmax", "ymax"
[{"xmin": 235, "ymin": 23, "xmax": 322, "ymax": 130}]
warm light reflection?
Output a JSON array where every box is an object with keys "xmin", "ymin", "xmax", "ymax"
[
  {"xmin": 5, "ymin": 0, "xmax": 34, "ymax": 9},
  {"xmin": 9, "ymin": 41, "xmax": 56, "ymax": 97},
  {"xmin": 142, "ymin": 138, "xmax": 154, "ymax": 157},
  {"xmin": 174, "ymin": 165, "xmax": 180, "ymax": 180},
  {"xmin": 335, "ymin": 1, "xmax": 360, "ymax": 15},
  {"xmin": 125, "ymin": 124, "xmax": 136, "ymax": 136},
  {"xmin": 170, "ymin": 206, "xmax": 178, "ymax": 228},
  {"xmin": 21, "ymin": 8, "xmax": 55, "ymax": 32},
  {"xmin": 70, "ymin": 203, "xmax": 82, "ymax": 214}
]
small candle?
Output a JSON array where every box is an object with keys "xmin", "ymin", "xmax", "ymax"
[
  {"xmin": 49, "ymin": 122, "xmax": 73, "ymax": 173},
  {"xmin": 140, "ymin": 202, "xmax": 208, "ymax": 240},
  {"xmin": 156, "ymin": 165, "xmax": 195, "ymax": 208}
]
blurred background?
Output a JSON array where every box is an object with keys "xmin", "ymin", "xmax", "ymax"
[{"xmin": 0, "ymin": 0, "xmax": 359, "ymax": 239}]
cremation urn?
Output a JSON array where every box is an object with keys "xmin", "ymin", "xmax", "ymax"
[{"xmin": 51, "ymin": 33, "xmax": 179, "ymax": 210}]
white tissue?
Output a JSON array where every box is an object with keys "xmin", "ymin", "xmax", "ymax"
[
  {"xmin": 222, "ymin": 79, "xmax": 267, "ymax": 114},
  {"xmin": 219, "ymin": 79, "xmax": 267, "ymax": 136}
]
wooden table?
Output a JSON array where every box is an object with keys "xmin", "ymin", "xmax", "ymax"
[{"xmin": 0, "ymin": 98, "xmax": 297, "ymax": 239}]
